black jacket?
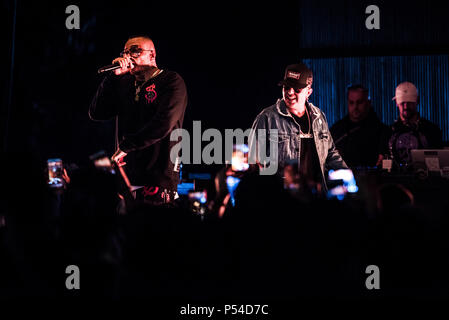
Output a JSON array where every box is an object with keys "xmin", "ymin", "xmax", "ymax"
[
  {"xmin": 330, "ymin": 109, "xmax": 390, "ymax": 168},
  {"xmin": 89, "ymin": 70, "xmax": 188, "ymax": 190},
  {"xmin": 389, "ymin": 116, "xmax": 443, "ymax": 165}
]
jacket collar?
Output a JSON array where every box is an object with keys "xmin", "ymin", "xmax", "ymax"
[
  {"xmin": 276, "ymin": 99, "xmax": 290, "ymax": 116},
  {"xmin": 276, "ymin": 99, "xmax": 321, "ymax": 122}
]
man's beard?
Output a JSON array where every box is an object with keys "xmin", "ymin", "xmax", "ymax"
[
  {"xmin": 402, "ymin": 110, "xmax": 419, "ymax": 126},
  {"xmin": 130, "ymin": 64, "xmax": 152, "ymax": 75},
  {"xmin": 402, "ymin": 110, "xmax": 417, "ymax": 120}
]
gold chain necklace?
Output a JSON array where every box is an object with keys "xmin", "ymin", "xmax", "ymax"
[
  {"xmin": 299, "ymin": 106, "xmax": 312, "ymax": 138},
  {"xmin": 149, "ymin": 68, "xmax": 162, "ymax": 79}
]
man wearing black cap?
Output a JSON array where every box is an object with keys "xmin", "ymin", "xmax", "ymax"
[{"xmin": 249, "ymin": 63, "xmax": 347, "ymax": 190}]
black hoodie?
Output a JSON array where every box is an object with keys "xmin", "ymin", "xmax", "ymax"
[
  {"xmin": 89, "ymin": 70, "xmax": 188, "ymax": 190},
  {"xmin": 330, "ymin": 109, "xmax": 391, "ymax": 168},
  {"xmin": 389, "ymin": 115, "xmax": 443, "ymax": 165}
]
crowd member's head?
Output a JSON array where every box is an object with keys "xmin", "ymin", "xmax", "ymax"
[
  {"xmin": 393, "ymin": 82, "xmax": 419, "ymax": 123},
  {"xmin": 279, "ymin": 63, "xmax": 313, "ymax": 110},
  {"xmin": 347, "ymin": 84, "xmax": 371, "ymax": 123}
]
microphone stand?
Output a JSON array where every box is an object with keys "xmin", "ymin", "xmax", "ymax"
[{"xmin": 111, "ymin": 160, "xmax": 135, "ymax": 213}]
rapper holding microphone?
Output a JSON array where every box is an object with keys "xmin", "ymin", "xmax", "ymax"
[{"xmin": 89, "ymin": 35, "xmax": 188, "ymax": 205}]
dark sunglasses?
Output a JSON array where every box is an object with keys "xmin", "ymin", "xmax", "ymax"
[
  {"xmin": 120, "ymin": 47, "xmax": 152, "ymax": 58},
  {"xmin": 283, "ymin": 86, "xmax": 303, "ymax": 94}
]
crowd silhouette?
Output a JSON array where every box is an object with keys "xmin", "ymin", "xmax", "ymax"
[{"xmin": 1, "ymin": 151, "xmax": 449, "ymax": 301}]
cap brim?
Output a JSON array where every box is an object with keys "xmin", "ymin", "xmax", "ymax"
[
  {"xmin": 278, "ymin": 79, "xmax": 307, "ymax": 89},
  {"xmin": 392, "ymin": 95, "xmax": 418, "ymax": 103}
]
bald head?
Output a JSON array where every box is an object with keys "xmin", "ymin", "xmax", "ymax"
[
  {"xmin": 347, "ymin": 85, "xmax": 371, "ymax": 123},
  {"xmin": 123, "ymin": 36, "xmax": 157, "ymax": 71},
  {"xmin": 125, "ymin": 36, "xmax": 155, "ymax": 52}
]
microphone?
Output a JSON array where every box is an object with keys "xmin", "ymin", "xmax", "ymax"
[{"xmin": 97, "ymin": 63, "xmax": 121, "ymax": 74}]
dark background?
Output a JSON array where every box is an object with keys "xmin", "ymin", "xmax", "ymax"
[{"xmin": 2, "ymin": 0, "xmax": 449, "ymax": 167}]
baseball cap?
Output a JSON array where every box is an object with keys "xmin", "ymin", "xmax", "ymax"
[
  {"xmin": 393, "ymin": 82, "xmax": 418, "ymax": 104},
  {"xmin": 278, "ymin": 63, "xmax": 313, "ymax": 90}
]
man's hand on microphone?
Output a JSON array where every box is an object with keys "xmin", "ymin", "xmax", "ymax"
[
  {"xmin": 112, "ymin": 148, "xmax": 128, "ymax": 166},
  {"xmin": 112, "ymin": 56, "xmax": 134, "ymax": 75}
]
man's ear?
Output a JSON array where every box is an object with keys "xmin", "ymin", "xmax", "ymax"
[
  {"xmin": 149, "ymin": 50, "xmax": 156, "ymax": 62},
  {"xmin": 307, "ymin": 87, "xmax": 313, "ymax": 98}
]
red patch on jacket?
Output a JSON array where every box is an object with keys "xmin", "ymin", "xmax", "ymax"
[{"xmin": 145, "ymin": 84, "xmax": 157, "ymax": 104}]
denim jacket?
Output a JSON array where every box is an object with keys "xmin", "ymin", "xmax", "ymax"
[{"xmin": 249, "ymin": 99, "xmax": 347, "ymax": 188}]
